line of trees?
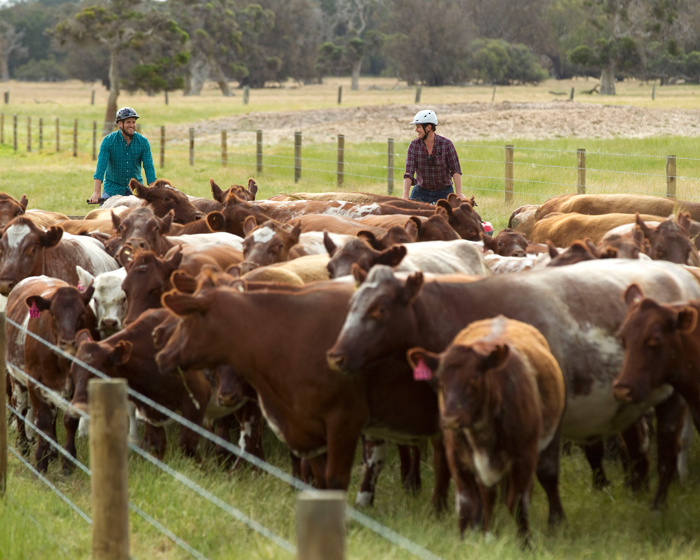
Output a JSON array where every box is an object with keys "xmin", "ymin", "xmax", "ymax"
[{"xmin": 1, "ymin": 0, "xmax": 700, "ymax": 114}]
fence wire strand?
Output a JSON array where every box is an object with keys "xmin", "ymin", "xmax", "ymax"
[{"xmin": 6, "ymin": 495, "xmax": 72, "ymax": 558}]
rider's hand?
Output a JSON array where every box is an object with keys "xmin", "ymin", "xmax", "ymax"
[{"xmin": 89, "ymin": 192, "xmax": 101, "ymax": 204}]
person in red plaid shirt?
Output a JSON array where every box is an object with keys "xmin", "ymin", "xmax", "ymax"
[{"xmin": 402, "ymin": 110, "xmax": 467, "ymax": 204}]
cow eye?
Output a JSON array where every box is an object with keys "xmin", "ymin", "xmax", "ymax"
[
  {"xmin": 498, "ymin": 241, "xmax": 503, "ymax": 247},
  {"xmin": 27, "ymin": 246, "xmax": 37, "ymax": 256},
  {"xmin": 645, "ymin": 336, "xmax": 661, "ymax": 348},
  {"xmin": 369, "ymin": 306, "xmax": 385, "ymax": 320}
]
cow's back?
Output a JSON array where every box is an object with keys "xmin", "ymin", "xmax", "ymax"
[{"xmin": 45, "ymin": 234, "xmax": 119, "ymax": 284}]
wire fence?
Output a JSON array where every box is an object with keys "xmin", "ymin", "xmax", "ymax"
[
  {"xmin": 2, "ymin": 112, "xmax": 700, "ymax": 206},
  {"xmin": 2, "ymin": 313, "xmax": 445, "ymax": 560}
]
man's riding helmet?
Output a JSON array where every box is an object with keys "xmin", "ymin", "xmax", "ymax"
[
  {"xmin": 116, "ymin": 107, "xmax": 139, "ymax": 123},
  {"xmin": 410, "ymin": 109, "xmax": 437, "ymax": 134}
]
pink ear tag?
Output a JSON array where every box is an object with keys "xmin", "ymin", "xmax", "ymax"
[
  {"xmin": 77, "ymin": 282, "xmax": 85, "ymax": 292},
  {"xmin": 413, "ymin": 359, "xmax": 433, "ymax": 381},
  {"xmin": 29, "ymin": 302, "xmax": 40, "ymax": 318}
]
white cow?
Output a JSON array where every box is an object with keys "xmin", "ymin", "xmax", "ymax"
[{"xmin": 76, "ymin": 266, "xmax": 128, "ymax": 339}]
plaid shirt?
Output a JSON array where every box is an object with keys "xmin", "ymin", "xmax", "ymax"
[
  {"xmin": 94, "ymin": 131, "xmax": 156, "ymax": 197},
  {"xmin": 403, "ymin": 134, "xmax": 462, "ymax": 191}
]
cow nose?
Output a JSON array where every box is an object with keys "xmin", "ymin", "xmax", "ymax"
[
  {"xmin": 193, "ymin": 212, "xmax": 205, "ymax": 221},
  {"xmin": 239, "ymin": 261, "xmax": 259, "ymax": 275},
  {"xmin": 511, "ymin": 250, "xmax": 526, "ymax": 258},
  {"xmin": 326, "ymin": 351, "xmax": 347, "ymax": 373},
  {"xmin": 217, "ymin": 391, "xmax": 243, "ymax": 409},
  {"xmin": 613, "ymin": 385, "xmax": 634, "ymax": 403},
  {"xmin": 441, "ymin": 414, "xmax": 460, "ymax": 430},
  {"xmin": 0, "ymin": 279, "xmax": 16, "ymax": 295},
  {"xmin": 130, "ymin": 238, "xmax": 148, "ymax": 251},
  {"xmin": 100, "ymin": 318, "xmax": 119, "ymax": 334}
]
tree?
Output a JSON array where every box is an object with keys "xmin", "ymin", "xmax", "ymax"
[
  {"xmin": 0, "ymin": 21, "xmax": 27, "ymax": 82},
  {"xmin": 467, "ymin": 39, "xmax": 548, "ymax": 85},
  {"xmin": 53, "ymin": 0, "xmax": 189, "ymax": 133}
]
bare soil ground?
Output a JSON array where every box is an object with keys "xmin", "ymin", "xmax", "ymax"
[{"xmin": 171, "ymin": 101, "xmax": 700, "ymax": 145}]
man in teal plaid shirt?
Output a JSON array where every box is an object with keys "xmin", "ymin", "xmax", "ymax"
[{"xmin": 90, "ymin": 107, "xmax": 157, "ymax": 203}]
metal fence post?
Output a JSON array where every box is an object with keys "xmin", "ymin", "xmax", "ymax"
[
  {"xmin": 256, "ymin": 130, "xmax": 263, "ymax": 173},
  {"xmin": 189, "ymin": 128, "xmax": 195, "ymax": 166},
  {"xmin": 56, "ymin": 118, "xmax": 60, "ymax": 152},
  {"xmin": 13, "ymin": 114, "xmax": 17, "ymax": 151},
  {"xmin": 160, "ymin": 126, "xmax": 165, "ymax": 169},
  {"xmin": 0, "ymin": 313, "xmax": 6, "ymax": 497},
  {"xmin": 26, "ymin": 117, "xmax": 30, "ymax": 153},
  {"xmin": 73, "ymin": 119, "xmax": 78, "ymax": 157},
  {"xmin": 387, "ymin": 138, "xmax": 395, "ymax": 195},
  {"xmin": 296, "ymin": 491, "xmax": 345, "ymax": 560},
  {"xmin": 505, "ymin": 144, "xmax": 514, "ymax": 203},
  {"xmin": 337, "ymin": 86, "xmax": 342, "ymax": 105},
  {"xmin": 221, "ymin": 130, "xmax": 227, "ymax": 168},
  {"xmin": 666, "ymin": 155, "xmax": 676, "ymax": 199},
  {"xmin": 294, "ymin": 131, "xmax": 302, "ymax": 183},
  {"xmin": 89, "ymin": 379, "xmax": 129, "ymax": 560},
  {"xmin": 92, "ymin": 121, "xmax": 97, "ymax": 161},
  {"xmin": 577, "ymin": 148, "xmax": 586, "ymax": 194},
  {"xmin": 337, "ymin": 134, "xmax": 344, "ymax": 187},
  {"xmin": 39, "ymin": 118, "xmax": 43, "ymax": 151}
]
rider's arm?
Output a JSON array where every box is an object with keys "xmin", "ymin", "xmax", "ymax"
[
  {"xmin": 453, "ymin": 173, "xmax": 466, "ymax": 199},
  {"xmin": 402, "ymin": 141, "xmax": 417, "ymax": 200},
  {"xmin": 446, "ymin": 140, "xmax": 465, "ymax": 199},
  {"xmin": 89, "ymin": 179, "xmax": 103, "ymax": 203},
  {"xmin": 91, "ymin": 135, "xmax": 111, "ymax": 203},
  {"xmin": 141, "ymin": 137, "xmax": 157, "ymax": 186}
]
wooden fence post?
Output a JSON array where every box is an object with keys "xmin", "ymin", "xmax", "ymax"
[
  {"xmin": 243, "ymin": 85, "xmax": 250, "ymax": 105},
  {"xmin": 160, "ymin": 126, "xmax": 165, "ymax": 169},
  {"xmin": 39, "ymin": 118, "xmax": 43, "ymax": 151},
  {"xmin": 89, "ymin": 379, "xmax": 129, "ymax": 560},
  {"xmin": 189, "ymin": 128, "xmax": 195, "ymax": 166},
  {"xmin": 652, "ymin": 85, "xmax": 656, "ymax": 101},
  {"xmin": 256, "ymin": 130, "xmax": 263, "ymax": 173},
  {"xmin": 415, "ymin": 86, "xmax": 422, "ymax": 104},
  {"xmin": 570, "ymin": 87, "xmax": 575, "ymax": 101},
  {"xmin": 0, "ymin": 313, "xmax": 6, "ymax": 497},
  {"xmin": 92, "ymin": 121, "xmax": 97, "ymax": 161},
  {"xmin": 387, "ymin": 138, "xmax": 395, "ymax": 195},
  {"xmin": 26, "ymin": 117, "xmax": 30, "ymax": 153},
  {"xmin": 221, "ymin": 130, "xmax": 227, "ymax": 168},
  {"xmin": 13, "ymin": 114, "xmax": 17, "ymax": 151},
  {"xmin": 505, "ymin": 144, "xmax": 514, "ymax": 203},
  {"xmin": 296, "ymin": 491, "xmax": 345, "ymax": 560},
  {"xmin": 3, "ymin": 91, "xmax": 8, "ymax": 104},
  {"xmin": 294, "ymin": 131, "xmax": 302, "ymax": 183},
  {"xmin": 91, "ymin": 90, "xmax": 95, "ymax": 105},
  {"xmin": 577, "ymin": 148, "xmax": 586, "ymax": 194},
  {"xmin": 56, "ymin": 118, "xmax": 60, "ymax": 152},
  {"xmin": 165, "ymin": 91, "xmax": 169, "ymax": 106},
  {"xmin": 1, "ymin": 113, "xmax": 4, "ymax": 144},
  {"xmin": 492, "ymin": 86, "xmax": 497, "ymax": 103},
  {"xmin": 666, "ymin": 155, "xmax": 676, "ymax": 199},
  {"xmin": 337, "ymin": 86, "xmax": 342, "ymax": 105},
  {"xmin": 337, "ymin": 134, "xmax": 344, "ymax": 187},
  {"xmin": 73, "ymin": 119, "xmax": 78, "ymax": 157}
]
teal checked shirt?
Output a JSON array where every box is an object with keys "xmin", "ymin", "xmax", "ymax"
[{"xmin": 93, "ymin": 131, "xmax": 157, "ymax": 197}]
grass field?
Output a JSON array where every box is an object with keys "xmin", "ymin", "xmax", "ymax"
[{"xmin": 2, "ymin": 79, "xmax": 700, "ymax": 560}]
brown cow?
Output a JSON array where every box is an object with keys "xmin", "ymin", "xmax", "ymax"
[
  {"xmin": 547, "ymin": 239, "xmax": 619, "ymax": 267},
  {"xmin": 156, "ymin": 282, "xmax": 450, "ymax": 510},
  {"xmin": 408, "ymin": 316, "xmax": 566, "ymax": 541},
  {"xmin": 0, "ymin": 217, "xmax": 119, "ymax": 295},
  {"xmin": 537, "ymin": 193, "xmax": 700, "ymax": 223},
  {"xmin": 240, "ymin": 219, "xmax": 305, "ymax": 271},
  {"xmin": 5, "ymin": 276, "xmax": 97, "ymax": 472},
  {"xmin": 356, "ymin": 227, "xmax": 416, "ymax": 250},
  {"xmin": 112, "ymin": 207, "xmax": 175, "ymax": 255},
  {"xmin": 0, "ymin": 193, "xmax": 28, "ymax": 229},
  {"xmin": 635, "ymin": 212, "xmax": 697, "ymax": 265},
  {"xmin": 129, "ymin": 179, "xmax": 205, "ymax": 224},
  {"xmin": 481, "ymin": 229, "xmax": 537, "ymax": 257},
  {"xmin": 191, "ymin": 177, "xmax": 258, "ymax": 214},
  {"xmin": 205, "ymin": 193, "xmax": 272, "ymax": 238},
  {"xmin": 599, "ymin": 226, "xmax": 651, "ymax": 260},
  {"xmin": 287, "ymin": 214, "xmax": 387, "ymax": 237},
  {"xmin": 70, "ymin": 309, "xmax": 212, "ymax": 459},
  {"xmin": 507, "ymin": 205, "xmax": 540, "ymax": 239},
  {"xmin": 325, "ymin": 261, "xmax": 700, "ymax": 510},
  {"xmin": 359, "ymin": 211, "xmax": 461, "ymax": 242}
]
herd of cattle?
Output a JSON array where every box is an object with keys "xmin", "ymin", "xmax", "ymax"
[{"xmin": 4, "ymin": 179, "xmax": 700, "ymax": 543}]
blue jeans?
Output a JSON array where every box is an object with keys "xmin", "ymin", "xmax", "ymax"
[{"xmin": 409, "ymin": 185, "xmax": 454, "ymax": 204}]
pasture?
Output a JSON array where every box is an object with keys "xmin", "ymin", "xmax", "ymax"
[{"xmin": 2, "ymin": 78, "xmax": 700, "ymax": 559}]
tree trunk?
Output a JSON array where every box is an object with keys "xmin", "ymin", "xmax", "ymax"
[
  {"xmin": 184, "ymin": 52, "xmax": 210, "ymax": 96},
  {"xmin": 210, "ymin": 57, "xmax": 233, "ymax": 97},
  {"xmin": 600, "ymin": 63, "xmax": 616, "ymax": 95},
  {"xmin": 0, "ymin": 56, "xmax": 9, "ymax": 82},
  {"xmin": 103, "ymin": 51, "xmax": 120, "ymax": 135},
  {"xmin": 351, "ymin": 56, "xmax": 363, "ymax": 91}
]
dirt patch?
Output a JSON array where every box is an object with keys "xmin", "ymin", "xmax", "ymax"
[{"xmin": 168, "ymin": 101, "xmax": 700, "ymax": 145}]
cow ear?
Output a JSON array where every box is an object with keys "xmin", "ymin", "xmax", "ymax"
[
  {"xmin": 323, "ymin": 231, "xmax": 338, "ymax": 257},
  {"xmin": 480, "ymin": 232, "xmax": 497, "ymax": 252},
  {"xmin": 247, "ymin": 179, "xmax": 258, "ymax": 198},
  {"xmin": 405, "ymin": 217, "xmax": 420, "ymax": 240},
  {"xmin": 110, "ymin": 340, "xmax": 132, "ymax": 366},
  {"xmin": 401, "ymin": 272, "xmax": 424, "ymax": 305},
  {"xmin": 162, "ymin": 291, "xmax": 211, "ymax": 317},
  {"xmin": 76, "ymin": 266, "xmax": 95, "ymax": 291},
  {"xmin": 226, "ymin": 264, "xmax": 242, "ymax": 278},
  {"xmin": 118, "ymin": 245, "xmax": 135, "ymax": 268},
  {"xmin": 635, "ymin": 214, "xmax": 652, "ymax": 239},
  {"xmin": 406, "ymin": 348, "xmax": 441, "ymax": 380},
  {"xmin": 357, "ymin": 230, "xmax": 381, "ymax": 249},
  {"xmin": 80, "ymin": 282, "xmax": 95, "ymax": 305},
  {"xmin": 351, "ymin": 263, "xmax": 368, "ymax": 285},
  {"xmin": 468, "ymin": 195, "xmax": 477, "ymax": 208},
  {"xmin": 228, "ymin": 279, "xmax": 246, "ymax": 292},
  {"xmin": 41, "ymin": 226, "xmax": 63, "ymax": 248},
  {"xmin": 678, "ymin": 212, "xmax": 692, "ymax": 235},
  {"xmin": 111, "ymin": 210, "xmax": 123, "ymax": 233},
  {"xmin": 600, "ymin": 246, "xmax": 619, "ymax": 259},
  {"xmin": 26, "ymin": 295, "xmax": 51, "ymax": 313},
  {"xmin": 480, "ymin": 343, "xmax": 510, "ymax": 371},
  {"xmin": 19, "ymin": 194, "xmax": 28, "ymax": 212},
  {"xmin": 130, "ymin": 179, "xmax": 148, "ymax": 198},
  {"xmin": 624, "ymin": 283, "xmax": 645, "ymax": 307},
  {"xmin": 377, "ymin": 244, "xmax": 407, "ymax": 267},
  {"xmin": 446, "ymin": 193, "xmax": 462, "ymax": 209},
  {"xmin": 546, "ymin": 240, "xmax": 559, "ymax": 259},
  {"xmin": 171, "ymin": 270, "xmax": 197, "ymax": 294},
  {"xmin": 436, "ymin": 200, "xmax": 453, "ymax": 216},
  {"xmin": 289, "ymin": 224, "xmax": 302, "ymax": 245},
  {"xmin": 676, "ymin": 307, "xmax": 698, "ymax": 333},
  {"xmin": 242, "ymin": 215, "xmax": 257, "ymax": 237},
  {"xmin": 206, "ymin": 211, "xmax": 226, "ymax": 232},
  {"xmin": 159, "ymin": 211, "xmax": 174, "ymax": 235},
  {"xmin": 210, "ymin": 178, "xmax": 224, "ymax": 203},
  {"xmin": 631, "ymin": 226, "xmax": 645, "ymax": 247},
  {"xmin": 166, "ymin": 245, "xmax": 184, "ymax": 270},
  {"xmin": 76, "ymin": 328, "xmax": 93, "ymax": 345}
]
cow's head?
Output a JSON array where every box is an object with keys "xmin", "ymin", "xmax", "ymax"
[
  {"xmin": 241, "ymin": 220, "xmax": 301, "ymax": 271},
  {"xmin": 26, "ymin": 284, "xmax": 96, "ymax": 355},
  {"xmin": 0, "ymin": 193, "xmax": 28, "ymax": 230},
  {"xmin": 326, "ymin": 266, "xmax": 424, "ymax": 373},
  {"xmin": 0, "ymin": 217, "xmax": 63, "ymax": 295},
  {"xmin": 436, "ymin": 199, "xmax": 484, "ymax": 241},
  {"xmin": 601, "ymin": 226, "xmax": 649, "ymax": 260},
  {"xmin": 636, "ymin": 212, "xmax": 695, "ymax": 264},
  {"xmin": 325, "ymin": 234, "xmax": 407, "ymax": 278},
  {"xmin": 207, "ymin": 193, "xmax": 270, "ymax": 238},
  {"xmin": 414, "ymin": 211, "xmax": 460, "ymax": 242},
  {"xmin": 547, "ymin": 239, "xmax": 618, "ymax": 267},
  {"xmin": 122, "ymin": 247, "xmax": 183, "ymax": 325},
  {"xmin": 130, "ymin": 179, "xmax": 204, "ymax": 224},
  {"xmin": 481, "ymin": 228, "xmax": 528, "ymax": 257},
  {"xmin": 112, "ymin": 207, "xmax": 174, "ymax": 256},
  {"xmin": 77, "ymin": 266, "xmax": 127, "ymax": 339},
  {"xmin": 210, "ymin": 178, "xmax": 258, "ymax": 204},
  {"xmin": 357, "ymin": 226, "xmax": 415, "ymax": 250},
  {"xmin": 614, "ymin": 283, "xmax": 697, "ymax": 403}
]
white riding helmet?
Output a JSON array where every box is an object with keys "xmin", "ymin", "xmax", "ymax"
[{"xmin": 410, "ymin": 110, "xmax": 438, "ymax": 126}]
